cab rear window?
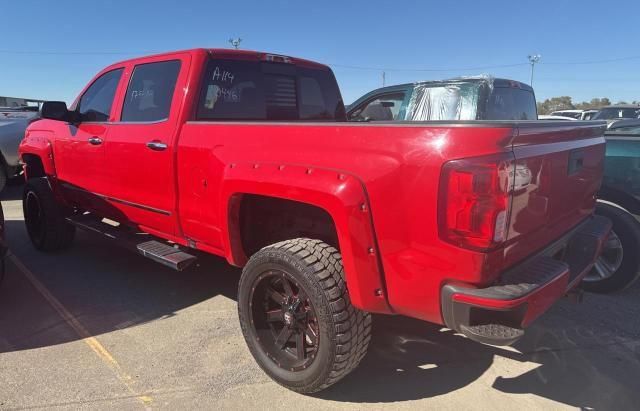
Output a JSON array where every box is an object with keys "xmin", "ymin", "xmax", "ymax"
[
  {"xmin": 485, "ymin": 87, "xmax": 537, "ymax": 120},
  {"xmin": 196, "ymin": 59, "xmax": 346, "ymax": 121}
]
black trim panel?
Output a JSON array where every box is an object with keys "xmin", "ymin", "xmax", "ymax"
[
  {"xmin": 60, "ymin": 183, "xmax": 171, "ymax": 216},
  {"xmin": 185, "ymin": 120, "xmax": 607, "ymax": 129}
]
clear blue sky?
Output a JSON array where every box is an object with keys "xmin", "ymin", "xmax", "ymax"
[{"xmin": 2, "ymin": 0, "xmax": 640, "ymax": 105}]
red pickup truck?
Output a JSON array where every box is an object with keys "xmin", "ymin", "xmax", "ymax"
[{"xmin": 19, "ymin": 48, "xmax": 611, "ymax": 393}]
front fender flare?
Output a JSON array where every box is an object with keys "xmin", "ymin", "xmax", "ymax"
[
  {"xmin": 19, "ymin": 132, "xmax": 56, "ymax": 178},
  {"xmin": 220, "ymin": 162, "xmax": 391, "ymax": 314}
]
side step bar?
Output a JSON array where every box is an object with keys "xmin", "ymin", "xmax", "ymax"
[
  {"xmin": 137, "ymin": 240, "xmax": 197, "ymax": 271},
  {"xmin": 66, "ymin": 214, "xmax": 197, "ymax": 271},
  {"xmin": 459, "ymin": 324, "xmax": 525, "ymax": 346}
]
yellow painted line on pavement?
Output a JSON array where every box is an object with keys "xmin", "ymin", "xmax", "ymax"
[{"xmin": 8, "ymin": 254, "xmax": 153, "ymax": 408}]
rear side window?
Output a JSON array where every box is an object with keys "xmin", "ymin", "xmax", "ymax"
[
  {"xmin": 405, "ymin": 82, "xmax": 482, "ymax": 121},
  {"xmin": 196, "ymin": 59, "xmax": 345, "ymax": 121},
  {"xmin": 78, "ymin": 68, "xmax": 123, "ymax": 122},
  {"xmin": 121, "ymin": 60, "xmax": 181, "ymax": 122},
  {"xmin": 593, "ymin": 108, "xmax": 640, "ymax": 120},
  {"xmin": 349, "ymin": 92, "xmax": 407, "ymax": 121},
  {"xmin": 485, "ymin": 88, "xmax": 537, "ymax": 120}
]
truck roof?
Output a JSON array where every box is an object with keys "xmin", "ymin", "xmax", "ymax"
[
  {"xmin": 599, "ymin": 104, "xmax": 640, "ymax": 109},
  {"xmin": 365, "ymin": 76, "xmax": 534, "ymax": 95},
  {"xmin": 107, "ymin": 48, "xmax": 329, "ymax": 70}
]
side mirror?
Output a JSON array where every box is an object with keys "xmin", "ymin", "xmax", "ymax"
[{"xmin": 40, "ymin": 101, "xmax": 76, "ymax": 122}]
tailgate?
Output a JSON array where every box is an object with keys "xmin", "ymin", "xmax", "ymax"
[{"xmin": 505, "ymin": 122, "xmax": 606, "ymax": 260}]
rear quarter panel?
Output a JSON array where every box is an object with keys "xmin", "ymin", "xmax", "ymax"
[{"xmin": 177, "ymin": 122, "xmax": 516, "ymax": 321}]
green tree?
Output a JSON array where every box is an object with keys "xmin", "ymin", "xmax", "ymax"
[
  {"xmin": 575, "ymin": 98, "xmax": 612, "ymax": 110},
  {"xmin": 539, "ymin": 97, "xmax": 618, "ymax": 113},
  {"xmin": 537, "ymin": 96, "xmax": 574, "ymax": 114}
]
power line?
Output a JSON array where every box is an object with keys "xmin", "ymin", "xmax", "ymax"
[
  {"xmin": 0, "ymin": 49, "xmax": 156, "ymax": 56},
  {"xmin": 2, "ymin": 48, "xmax": 640, "ymax": 71},
  {"xmin": 0, "ymin": 49, "xmax": 530, "ymax": 72},
  {"xmin": 543, "ymin": 55, "xmax": 640, "ymax": 65},
  {"xmin": 328, "ymin": 62, "xmax": 529, "ymax": 72}
]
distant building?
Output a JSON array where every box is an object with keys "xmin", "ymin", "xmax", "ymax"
[{"xmin": 0, "ymin": 96, "xmax": 45, "ymax": 107}]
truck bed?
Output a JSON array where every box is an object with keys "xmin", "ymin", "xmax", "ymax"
[{"xmin": 176, "ymin": 120, "xmax": 607, "ymax": 322}]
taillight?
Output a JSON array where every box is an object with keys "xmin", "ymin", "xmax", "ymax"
[{"xmin": 438, "ymin": 152, "xmax": 515, "ymax": 251}]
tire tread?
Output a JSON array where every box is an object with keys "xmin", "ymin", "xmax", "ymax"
[
  {"xmin": 23, "ymin": 178, "xmax": 75, "ymax": 252},
  {"xmin": 240, "ymin": 238, "xmax": 372, "ymax": 393}
]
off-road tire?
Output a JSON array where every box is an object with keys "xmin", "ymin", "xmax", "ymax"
[
  {"xmin": 583, "ymin": 203, "xmax": 640, "ymax": 293},
  {"xmin": 23, "ymin": 178, "xmax": 75, "ymax": 251},
  {"xmin": 238, "ymin": 238, "xmax": 371, "ymax": 393}
]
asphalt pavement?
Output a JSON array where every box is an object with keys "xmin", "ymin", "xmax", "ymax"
[{"xmin": 0, "ymin": 184, "xmax": 639, "ymax": 410}]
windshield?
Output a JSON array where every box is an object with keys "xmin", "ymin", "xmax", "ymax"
[
  {"xmin": 593, "ymin": 107, "xmax": 640, "ymax": 120},
  {"xmin": 551, "ymin": 111, "xmax": 581, "ymax": 119}
]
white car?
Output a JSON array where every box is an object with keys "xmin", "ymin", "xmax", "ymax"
[
  {"xmin": 538, "ymin": 115, "xmax": 577, "ymax": 121},
  {"xmin": 550, "ymin": 109, "xmax": 598, "ymax": 120},
  {"xmin": 0, "ymin": 106, "xmax": 39, "ymax": 191}
]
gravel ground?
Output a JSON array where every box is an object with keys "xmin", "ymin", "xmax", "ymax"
[{"xmin": 0, "ymin": 184, "xmax": 639, "ymax": 410}]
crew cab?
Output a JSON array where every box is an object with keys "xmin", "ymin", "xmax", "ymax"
[
  {"xmin": 19, "ymin": 49, "xmax": 611, "ymax": 393},
  {"xmin": 347, "ymin": 77, "xmax": 537, "ymax": 122}
]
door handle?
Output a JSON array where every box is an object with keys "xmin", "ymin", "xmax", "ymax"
[
  {"xmin": 88, "ymin": 136, "xmax": 103, "ymax": 145},
  {"xmin": 146, "ymin": 140, "xmax": 168, "ymax": 151}
]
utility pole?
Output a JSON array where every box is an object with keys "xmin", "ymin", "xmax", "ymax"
[
  {"xmin": 228, "ymin": 38, "xmax": 242, "ymax": 49},
  {"xmin": 528, "ymin": 54, "xmax": 541, "ymax": 87},
  {"xmin": 382, "ymin": 71, "xmax": 386, "ymax": 87}
]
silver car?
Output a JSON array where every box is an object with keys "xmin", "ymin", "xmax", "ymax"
[{"xmin": 0, "ymin": 106, "xmax": 38, "ymax": 191}]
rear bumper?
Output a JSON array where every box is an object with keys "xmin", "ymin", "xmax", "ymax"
[{"xmin": 441, "ymin": 215, "xmax": 612, "ymax": 346}]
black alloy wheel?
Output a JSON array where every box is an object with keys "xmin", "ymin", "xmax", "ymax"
[{"xmin": 250, "ymin": 270, "xmax": 320, "ymax": 372}]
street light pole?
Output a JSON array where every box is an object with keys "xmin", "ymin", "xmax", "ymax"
[
  {"xmin": 229, "ymin": 38, "xmax": 242, "ymax": 49},
  {"xmin": 528, "ymin": 54, "xmax": 541, "ymax": 87}
]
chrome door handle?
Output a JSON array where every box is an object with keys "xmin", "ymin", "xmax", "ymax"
[
  {"xmin": 146, "ymin": 141, "xmax": 168, "ymax": 151},
  {"xmin": 88, "ymin": 137, "xmax": 103, "ymax": 145}
]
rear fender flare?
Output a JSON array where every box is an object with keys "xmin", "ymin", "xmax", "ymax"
[{"xmin": 220, "ymin": 162, "xmax": 391, "ymax": 313}]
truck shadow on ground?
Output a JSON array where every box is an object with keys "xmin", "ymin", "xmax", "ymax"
[
  {"xmin": 0, "ymin": 220, "xmax": 240, "ymax": 354},
  {"xmin": 2, "ymin": 178, "xmax": 25, "ymax": 199},
  {"xmin": 317, "ymin": 305, "xmax": 640, "ymax": 409},
  {"xmin": 1, "ymin": 219, "xmax": 639, "ymax": 409}
]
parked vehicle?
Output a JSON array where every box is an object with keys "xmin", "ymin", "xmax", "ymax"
[
  {"xmin": 550, "ymin": 109, "xmax": 599, "ymax": 120},
  {"xmin": 582, "ymin": 110, "xmax": 599, "ymax": 120},
  {"xmin": 20, "ymin": 49, "xmax": 611, "ymax": 393},
  {"xmin": 0, "ymin": 106, "xmax": 39, "ymax": 190},
  {"xmin": 538, "ymin": 115, "xmax": 577, "ymax": 121},
  {"xmin": 583, "ymin": 120, "xmax": 640, "ymax": 292},
  {"xmin": 592, "ymin": 104, "xmax": 640, "ymax": 126},
  {"xmin": 347, "ymin": 77, "xmax": 537, "ymax": 121}
]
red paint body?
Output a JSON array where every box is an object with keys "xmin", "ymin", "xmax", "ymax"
[{"xmin": 20, "ymin": 49, "xmax": 608, "ymax": 330}]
